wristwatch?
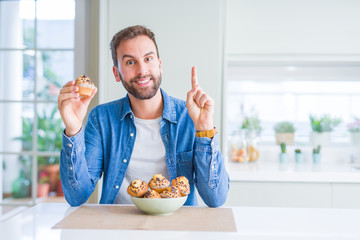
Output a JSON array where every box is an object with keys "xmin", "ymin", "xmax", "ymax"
[{"xmin": 195, "ymin": 128, "xmax": 217, "ymax": 139}]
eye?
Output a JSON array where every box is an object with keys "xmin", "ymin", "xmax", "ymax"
[
  {"xmin": 145, "ymin": 56, "xmax": 153, "ymax": 62},
  {"xmin": 126, "ymin": 59, "xmax": 135, "ymax": 65}
]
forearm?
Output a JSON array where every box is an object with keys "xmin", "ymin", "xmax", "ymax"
[
  {"xmin": 60, "ymin": 129, "xmax": 97, "ymax": 206},
  {"xmin": 194, "ymin": 134, "xmax": 229, "ymax": 207}
]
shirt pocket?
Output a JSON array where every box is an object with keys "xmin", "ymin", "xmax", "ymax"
[{"xmin": 176, "ymin": 150, "xmax": 194, "ymax": 184}]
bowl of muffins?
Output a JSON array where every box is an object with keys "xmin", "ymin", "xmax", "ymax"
[{"xmin": 127, "ymin": 174, "xmax": 190, "ymax": 215}]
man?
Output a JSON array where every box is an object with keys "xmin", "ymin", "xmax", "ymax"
[{"xmin": 58, "ymin": 25, "xmax": 229, "ymax": 207}]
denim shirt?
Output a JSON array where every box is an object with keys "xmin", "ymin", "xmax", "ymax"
[{"xmin": 60, "ymin": 89, "xmax": 229, "ymax": 207}]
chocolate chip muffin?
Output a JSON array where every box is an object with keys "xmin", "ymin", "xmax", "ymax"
[
  {"xmin": 75, "ymin": 74, "xmax": 95, "ymax": 97},
  {"xmin": 171, "ymin": 176, "xmax": 190, "ymax": 196},
  {"xmin": 148, "ymin": 174, "xmax": 170, "ymax": 193},
  {"xmin": 160, "ymin": 186, "xmax": 182, "ymax": 198},
  {"xmin": 143, "ymin": 189, "xmax": 161, "ymax": 199},
  {"xmin": 127, "ymin": 179, "xmax": 148, "ymax": 197}
]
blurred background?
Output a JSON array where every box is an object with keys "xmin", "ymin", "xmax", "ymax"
[{"xmin": 1, "ymin": 0, "xmax": 360, "ymax": 211}]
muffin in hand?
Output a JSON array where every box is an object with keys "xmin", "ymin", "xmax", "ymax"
[{"xmin": 75, "ymin": 74, "xmax": 95, "ymax": 97}]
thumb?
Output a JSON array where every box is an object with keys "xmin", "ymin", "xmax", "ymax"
[{"xmin": 81, "ymin": 87, "xmax": 97, "ymax": 105}]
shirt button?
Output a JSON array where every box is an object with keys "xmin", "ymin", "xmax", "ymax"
[
  {"xmin": 67, "ymin": 143, "xmax": 72, "ymax": 147},
  {"xmin": 130, "ymin": 115, "xmax": 133, "ymax": 119},
  {"xmin": 130, "ymin": 133, "xmax": 134, "ymax": 137},
  {"xmin": 115, "ymin": 185, "xmax": 119, "ymax": 189},
  {"xmin": 212, "ymin": 165, "xmax": 215, "ymax": 169},
  {"xmin": 69, "ymin": 167, "xmax": 73, "ymax": 170},
  {"xmin": 123, "ymin": 159, "xmax": 127, "ymax": 163}
]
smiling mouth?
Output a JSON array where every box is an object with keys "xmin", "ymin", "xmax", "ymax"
[
  {"xmin": 137, "ymin": 77, "xmax": 151, "ymax": 84},
  {"xmin": 133, "ymin": 76, "xmax": 152, "ymax": 86}
]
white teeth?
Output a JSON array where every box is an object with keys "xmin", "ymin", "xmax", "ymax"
[{"xmin": 137, "ymin": 78, "xmax": 150, "ymax": 84}]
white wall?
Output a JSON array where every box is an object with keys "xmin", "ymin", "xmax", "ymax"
[{"xmin": 227, "ymin": 0, "xmax": 360, "ymax": 55}]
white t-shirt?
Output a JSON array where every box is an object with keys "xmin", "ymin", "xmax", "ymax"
[{"xmin": 114, "ymin": 116, "xmax": 168, "ymax": 204}]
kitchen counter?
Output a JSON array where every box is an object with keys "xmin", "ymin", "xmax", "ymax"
[
  {"xmin": 228, "ymin": 161, "xmax": 360, "ymax": 183},
  {"xmin": 1, "ymin": 203, "xmax": 360, "ymax": 240}
]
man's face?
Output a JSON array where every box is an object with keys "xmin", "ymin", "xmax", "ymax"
[{"xmin": 115, "ymin": 35, "xmax": 162, "ymax": 100}]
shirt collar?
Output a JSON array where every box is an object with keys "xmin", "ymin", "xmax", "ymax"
[{"xmin": 119, "ymin": 88, "xmax": 177, "ymax": 124}]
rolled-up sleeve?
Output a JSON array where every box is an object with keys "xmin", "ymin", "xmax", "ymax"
[
  {"xmin": 60, "ymin": 110, "xmax": 103, "ymax": 206},
  {"xmin": 193, "ymin": 133, "xmax": 229, "ymax": 207}
]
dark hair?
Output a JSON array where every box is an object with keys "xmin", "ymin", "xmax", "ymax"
[{"xmin": 110, "ymin": 25, "xmax": 159, "ymax": 68}]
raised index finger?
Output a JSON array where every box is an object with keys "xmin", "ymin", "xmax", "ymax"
[{"xmin": 191, "ymin": 66, "xmax": 198, "ymax": 89}]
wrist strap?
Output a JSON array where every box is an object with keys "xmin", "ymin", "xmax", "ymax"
[{"xmin": 196, "ymin": 128, "xmax": 217, "ymax": 139}]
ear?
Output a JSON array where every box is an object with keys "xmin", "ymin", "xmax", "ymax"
[
  {"xmin": 159, "ymin": 57, "xmax": 163, "ymax": 74},
  {"xmin": 113, "ymin": 65, "xmax": 121, "ymax": 82}
]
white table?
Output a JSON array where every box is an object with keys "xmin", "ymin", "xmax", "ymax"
[{"xmin": 1, "ymin": 203, "xmax": 360, "ymax": 240}]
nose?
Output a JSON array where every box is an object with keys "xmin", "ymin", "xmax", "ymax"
[{"xmin": 137, "ymin": 61, "xmax": 148, "ymax": 76}]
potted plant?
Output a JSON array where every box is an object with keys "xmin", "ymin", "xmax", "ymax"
[
  {"xmin": 241, "ymin": 115, "xmax": 262, "ymax": 133},
  {"xmin": 295, "ymin": 148, "xmax": 304, "ymax": 163},
  {"xmin": 14, "ymin": 106, "xmax": 63, "ymax": 193},
  {"xmin": 309, "ymin": 114, "xmax": 341, "ymax": 146},
  {"xmin": 37, "ymin": 171, "xmax": 50, "ymax": 198},
  {"xmin": 57, "ymin": 175, "xmax": 64, "ymax": 197},
  {"xmin": 274, "ymin": 121, "xmax": 295, "ymax": 145},
  {"xmin": 312, "ymin": 145, "xmax": 321, "ymax": 163},
  {"xmin": 11, "ymin": 169, "xmax": 30, "ymax": 198},
  {"xmin": 347, "ymin": 117, "xmax": 360, "ymax": 144},
  {"xmin": 279, "ymin": 142, "xmax": 289, "ymax": 163}
]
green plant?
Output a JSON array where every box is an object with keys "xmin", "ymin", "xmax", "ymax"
[
  {"xmin": 274, "ymin": 121, "xmax": 295, "ymax": 133},
  {"xmin": 14, "ymin": 106, "xmax": 63, "ymax": 168},
  {"xmin": 309, "ymin": 114, "xmax": 342, "ymax": 133},
  {"xmin": 313, "ymin": 145, "xmax": 321, "ymax": 154},
  {"xmin": 295, "ymin": 149, "xmax": 301, "ymax": 154},
  {"xmin": 280, "ymin": 142, "xmax": 286, "ymax": 153},
  {"xmin": 241, "ymin": 116, "xmax": 262, "ymax": 131}
]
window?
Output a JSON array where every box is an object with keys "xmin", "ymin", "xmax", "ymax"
[
  {"xmin": 225, "ymin": 61, "xmax": 360, "ymax": 162},
  {"xmin": 0, "ymin": 0, "xmax": 75, "ymax": 205}
]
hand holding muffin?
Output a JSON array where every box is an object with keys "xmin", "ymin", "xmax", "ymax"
[{"xmin": 58, "ymin": 75, "xmax": 97, "ymax": 137}]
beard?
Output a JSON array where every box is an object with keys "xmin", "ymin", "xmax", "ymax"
[{"xmin": 121, "ymin": 73, "xmax": 162, "ymax": 100}]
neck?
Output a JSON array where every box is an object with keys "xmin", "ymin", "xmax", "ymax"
[{"xmin": 129, "ymin": 89, "xmax": 163, "ymax": 119}]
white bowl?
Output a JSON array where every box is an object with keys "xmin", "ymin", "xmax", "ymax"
[{"xmin": 131, "ymin": 196, "xmax": 187, "ymax": 215}]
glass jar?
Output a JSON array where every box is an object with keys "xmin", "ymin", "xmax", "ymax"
[
  {"xmin": 230, "ymin": 130, "xmax": 250, "ymax": 163},
  {"xmin": 248, "ymin": 130, "xmax": 260, "ymax": 162}
]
